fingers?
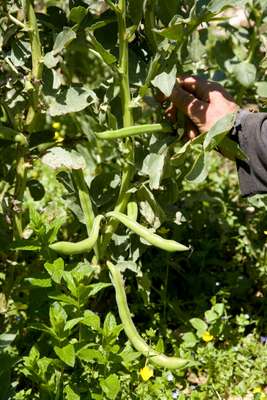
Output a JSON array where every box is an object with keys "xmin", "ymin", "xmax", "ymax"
[
  {"xmin": 170, "ymin": 83, "xmax": 207, "ymax": 126},
  {"xmin": 185, "ymin": 118, "xmax": 199, "ymax": 140},
  {"xmin": 180, "ymin": 76, "xmax": 235, "ymax": 103}
]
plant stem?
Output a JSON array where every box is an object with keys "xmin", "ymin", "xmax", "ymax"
[
  {"xmin": 100, "ymin": 0, "xmax": 134, "ymax": 256},
  {"xmin": 144, "ymin": 0, "xmax": 158, "ymax": 55},
  {"xmin": 13, "ymin": 145, "xmax": 27, "ymax": 239},
  {"xmin": 24, "ymin": 0, "xmax": 43, "ymax": 129},
  {"xmin": 72, "ymin": 169, "xmax": 100, "ymax": 261}
]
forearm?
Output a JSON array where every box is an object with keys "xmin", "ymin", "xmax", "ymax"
[{"xmin": 232, "ymin": 110, "xmax": 267, "ymax": 197}]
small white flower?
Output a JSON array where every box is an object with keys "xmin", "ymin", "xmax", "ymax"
[
  {"xmin": 167, "ymin": 372, "xmax": 174, "ymax": 382},
  {"xmin": 172, "ymin": 389, "xmax": 180, "ymax": 399}
]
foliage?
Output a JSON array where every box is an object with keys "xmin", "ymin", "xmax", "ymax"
[{"xmin": 0, "ymin": 0, "xmax": 267, "ymax": 398}]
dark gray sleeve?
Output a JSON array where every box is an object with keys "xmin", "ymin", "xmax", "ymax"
[{"xmin": 232, "ymin": 110, "xmax": 267, "ymax": 197}]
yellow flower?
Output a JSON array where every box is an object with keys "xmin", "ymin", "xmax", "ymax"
[
  {"xmin": 253, "ymin": 387, "xmax": 267, "ymax": 399},
  {"xmin": 53, "ymin": 131, "xmax": 64, "ymax": 143},
  {"xmin": 202, "ymin": 331, "xmax": 214, "ymax": 342},
  {"xmin": 140, "ymin": 365, "xmax": 154, "ymax": 381},
  {"xmin": 52, "ymin": 121, "xmax": 61, "ymax": 130}
]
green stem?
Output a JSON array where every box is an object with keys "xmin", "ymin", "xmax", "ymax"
[
  {"xmin": 13, "ymin": 145, "xmax": 27, "ymax": 239},
  {"xmin": 144, "ymin": 0, "xmax": 158, "ymax": 55},
  {"xmin": 72, "ymin": 170, "xmax": 100, "ymax": 261},
  {"xmin": 24, "ymin": 0, "xmax": 43, "ymax": 128},
  {"xmin": 100, "ymin": 0, "xmax": 134, "ymax": 256}
]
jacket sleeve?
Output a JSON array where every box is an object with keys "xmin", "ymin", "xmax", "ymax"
[{"xmin": 232, "ymin": 110, "xmax": 267, "ymax": 197}]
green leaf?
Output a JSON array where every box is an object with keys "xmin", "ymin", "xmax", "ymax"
[
  {"xmin": 54, "ymin": 344, "xmax": 75, "ymax": 367},
  {"xmin": 203, "ymin": 112, "xmax": 237, "ymax": 151},
  {"xmin": 189, "ymin": 318, "xmax": 208, "ymax": 334},
  {"xmin": 44, "ymin": 258, "xmax": 64, "ymax": 284},
  {"xmin": 155, "ymin": 24, "xmax": 183, "ymax": 41},
  {"xmin": 53, "ymin": 28, "xmax": 76, "ymax": 55},
  {"xmin": 128, "ymin": 0, "xmax": 144, "ymax": 24},
  {"xmin": 0, "ymin": 333, "xmax": 16, "ymax": 348},
  {"xmin": 88, "ymin": 33, "xmax": 117, "ymax": 65},
  {"xmin": 140, "ymin": 153, "xmax": 166, "ymax": 190},
  {"xmin": 42, "ymin": 148, "xmax": 85, "ymax": 171},
  {"xmin": 88, "ymin": 282, "xmax": 112, "ymax": 297},
  {"xmin": 64, "ymin": 385, "xmax": 80, "ymax": 400},
  {"xmin": 49, "ymin": 293, "xmax": 79, "ymax": 307},
  {"xmin": 82, "ymin": 310, "xmax": 101, "ymax": 331},
  {"xmin": 45, "ymin": 86, "xmax": 97, "ymax": 117},
  {"xmin": 69, "ymin": 6, "xmax": 87, "ymax": 24},
  {"xmin": 49, "ymin": 302, "xmax": 67, "ymax": 335},
  {"xmin": 204, "ymin": 309, "xmax": 219, "ymax": 323},
  {"xmin": 100, "ymin": 374, "xmax": 121, "ymax": 400},
  {"xmin": 219, "ymin": 136, "xmax": 247, "ymax": 161},
  {"xmin": 233, "ymin": 62, "xmax": 256, "ymax": 88},
  {"xmin": 65, "ymin": 318, "xmax": 83, "ymax": 332},
  {"xmin": 255, "ymin": 81, "xmax": 267, "ymax": 97},
  {"xmin": 77, "ymin": 348, "xmax": 106, "ymax": 363},
  {"xmin": 151, "ymin": 66, "xmax": 177, "ymax": 97},
  {"xmin": 26, "ymin": 277, "xmax": 52, "ymax": 287},
  {"xmin": 182, "ymin": 332, "xmax": 198, "ymax": 348},
  {"xmin": 85, "ymin": 0, "xmax": 109, "ymax": 15},
  {"xmin": 213, "ymin": 303, "xmax": 224, "ymax": 317},
  {"xmin": 185, "ymin": 151, "xmax": 208, "ymax": 184},
  {"xmin": 103, "ymin": 312, "xmax": 117, "ymax": 338}
]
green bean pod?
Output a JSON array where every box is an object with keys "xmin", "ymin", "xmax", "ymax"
[
  {"xmin": 106, "ymin": 211, "xmax": 188, "ymax": 252},
  {"xmin": 95, "ymin": 123, "xmax": 172, "ymax": 140},
  {"xmin": 49, "ymin": 215, "xmax": 103, "ymax": 255},
  {"xmin": 108, "ymin": 262, "xmax": 190, "ymax": 369}
]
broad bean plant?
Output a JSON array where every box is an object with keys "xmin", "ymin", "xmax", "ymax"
[{"xmin": 1, "ymin": 0, "xmax": 267, "ymax": 398}]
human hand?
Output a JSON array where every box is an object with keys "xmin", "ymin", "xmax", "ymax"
[{"xmin": 163, "ymin": 76, "xmax": 239, "ymax": 139}]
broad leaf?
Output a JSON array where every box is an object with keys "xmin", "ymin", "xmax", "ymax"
[
  {"xmin": 151, "ymin": 66, "xmax": 177, "ymax": 97},
  {"xmin": 100, "ymin": 374, "xmax": 121, "ymax": 400},
  {"xmin": 185, "ymin": 151, "xmax": 208, "ymax": 184},
  {"xmin": 233, "ymin": 62, "xmax": 256, "ymax": 88},
  {"xmin": 54, "ymin": 344, "xmax": 75, "ymax": 367},
  {"xmin": 203, "ymin": 112, "xmax": 237, "ymax": 151},
  {"xmin": 42, "ymin": 148, "xmax": 85, "ymax": 171}
]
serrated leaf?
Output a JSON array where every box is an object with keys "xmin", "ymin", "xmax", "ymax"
[
  {"xmin": 42, "ymin": 148, "xmax": 85, "ymax": 171},
  {"xmin": 54, "ymin": 344, "xmax": 75, "ymax": 367},
  {"xmin": 44, "ymin": 258, "xmax": 64, "ymax": 284},
  {"xmin": 203, "ymin": 112, "xmax": 237, "ymax": 151},
  {"xmin": 82, "ymin": 310, "xmax": 101, "ymax": 331},
  {"xmin": 151, "ymin": 66, "xmax": 177, "ymax": 97}
]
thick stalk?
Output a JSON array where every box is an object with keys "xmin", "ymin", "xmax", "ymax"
[
  {"xmin": 24, "ymin": 0, "xmax": 43, "ymax": 128},
  {"xmin": 72, "ymin": 170, "xmax": 100, "ymax": 261},
  {"xmin": 100, "ymin": 0, "xmax": 134, "ymax": 256}
]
